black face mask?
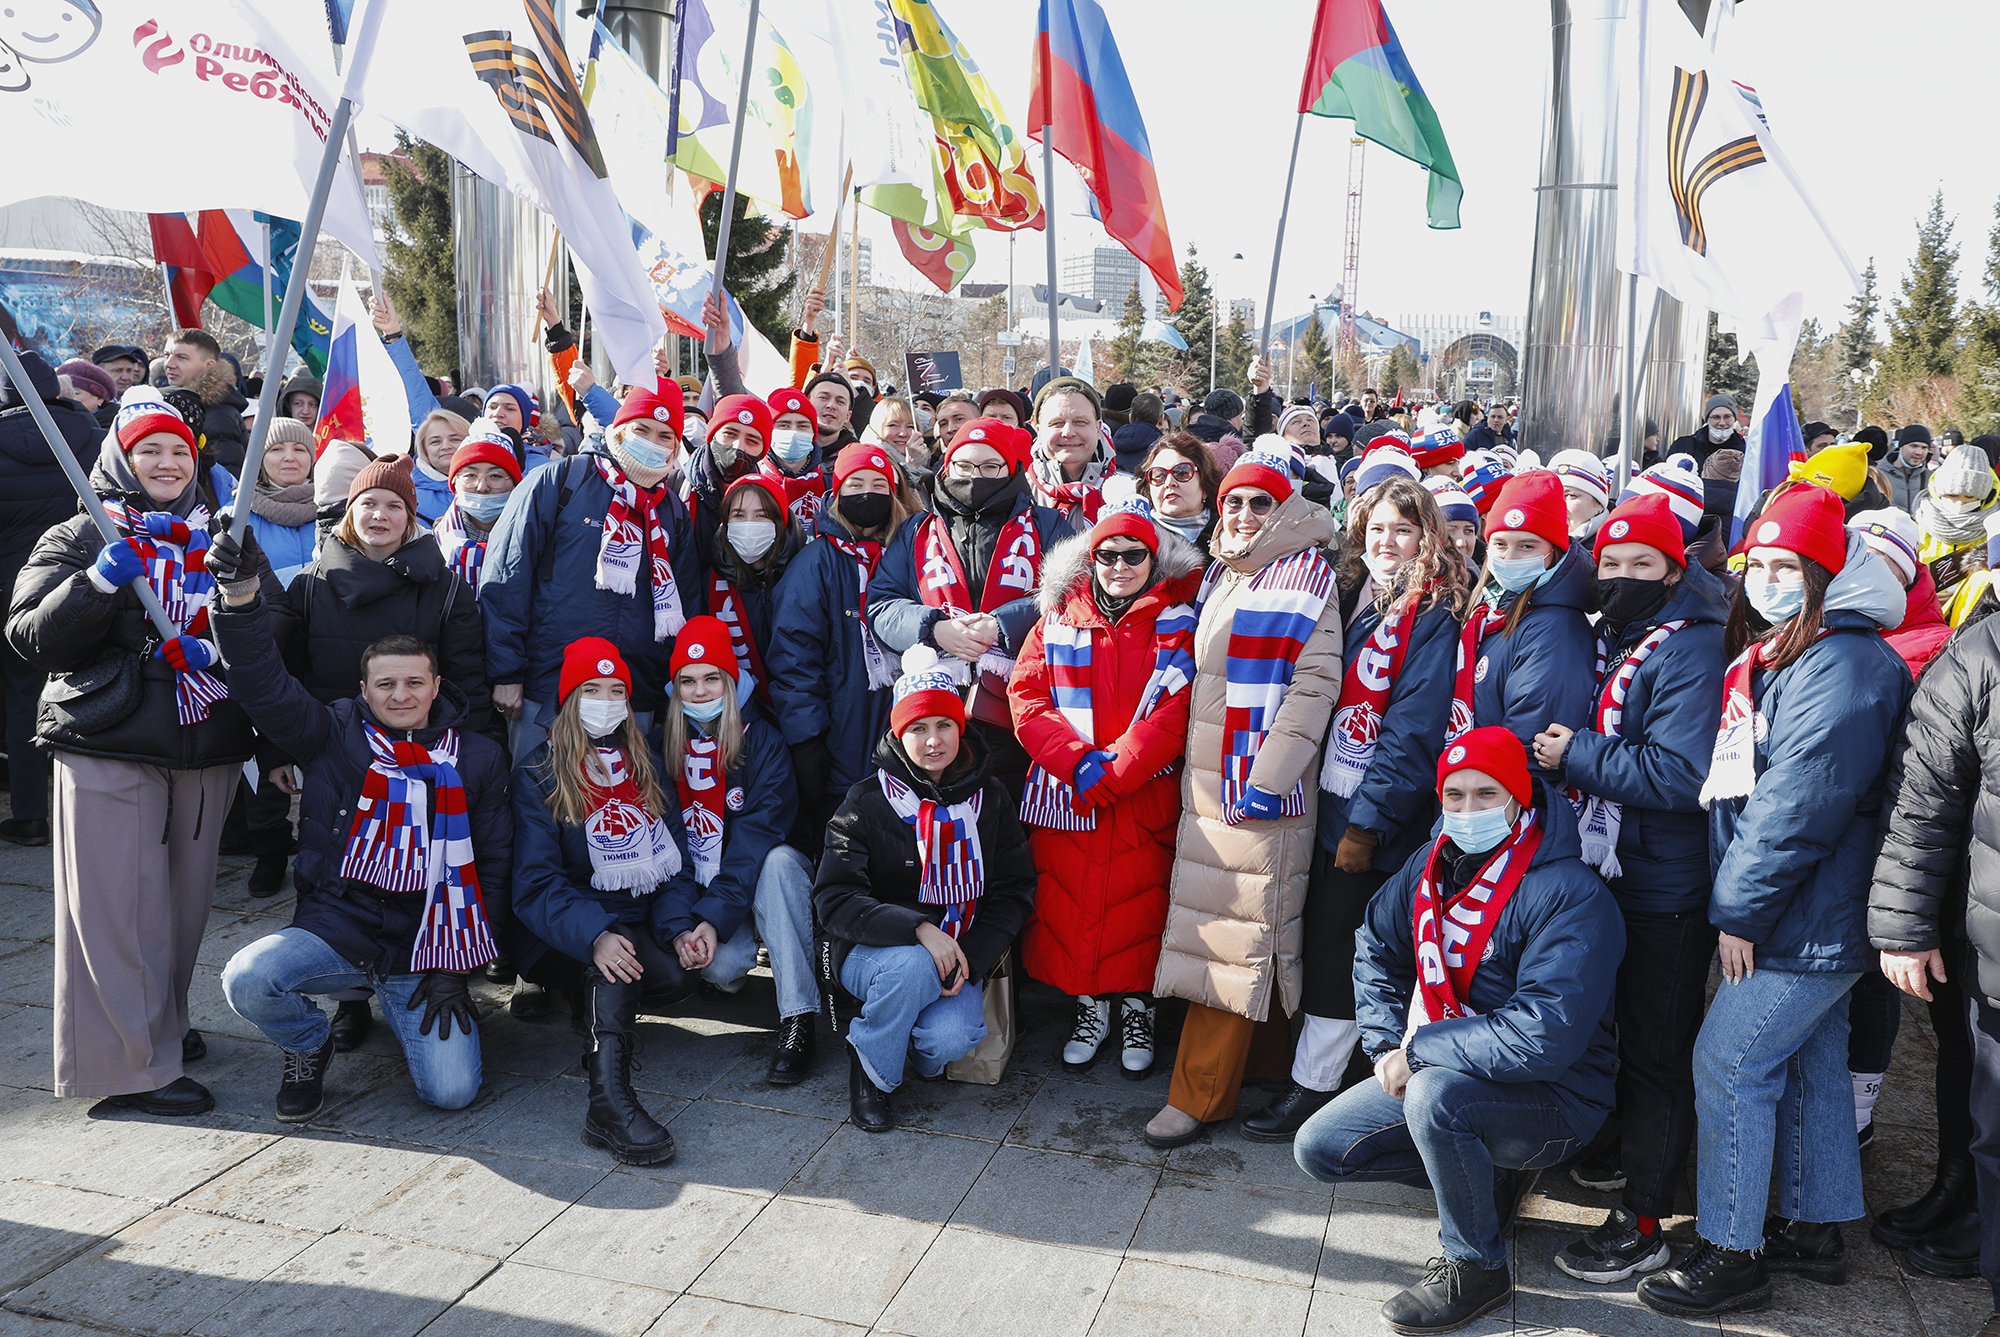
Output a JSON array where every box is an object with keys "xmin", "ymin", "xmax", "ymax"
[
  {"xmin": 1591, "ymin": 574, "xmax": 1674, "ymax": 629},
  {"xmin": 837, "ymin": 491, "xmax": 893, "ymax": 531},
  {"xmin": 942, "ymin": 472, "xmax": 1013, "ymax": 511}
]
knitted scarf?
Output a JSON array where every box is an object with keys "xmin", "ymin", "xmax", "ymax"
[
  {"xmin": 108, "ymin": 501, "xmax": 227, "ymax": 725},
  {"xmin": 1320, "ymin": 583, "xmax": 1430, "ymax": 798},
  {"xmin": 1017, "ymin": 598, "xmax": 1197, "ymax": 831},
  {"xmin": 580, "ymin": 746, "xmax": 682, "ymax": 893},
  {"xmin": 917, "ymin": 506, "xmax": 1043, "ymax": 682},
  {"xmin": 758, "ymin": 456, "xmax": 825, "ymax": 531},
  {"xmin": 706, "ymin": 573, "xmax": 770, "ymax": 693},
  {"xmin": 1571, "ymin": 620, "xmax": 1686, "ymax": 876},
  {"xmin": 1700, "ymin": 630, "xmax": 1828, "ymax": 808},
  {"xmin": 828, "ymin": 535, "xmax": 896, "ymax": 689},
  {"xmin": 338, "ymin": 723, "xmax": 496, "ymax": 971},
  {"xmin": 880, "ymin": 770, "xmax": 983, "ymax": 939},
  {"xmin": 432, "ymin": 503, "xmax": 487, "ymax": 596},
  {"xmin": 247, "ymin": 478, "xmax": 317, "ymax": 528},
  {"xmin": 1028, "ymin": 454, "xmax": 1107, "ymax": 524},
  {"xmin": 594, "ymin": 458, "xmax": 686, "ymax": 641},
  {"xmin": 1199, "ymin": 547, "xmax": 1334, "ymax": 825},
  {"xmin": 676, "ymin": 730, "xmax": 730, "ymax": 886},
  {"xmin": 1411, "ymin": 808, "xmax": 1543, "ymax": 1023},
  {"xmin": 1447, "ymin": 597, "xmax": 1512, "ymax": 744}
]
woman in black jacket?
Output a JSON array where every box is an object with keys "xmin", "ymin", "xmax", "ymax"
[
  {"xmin": 5, "ymin": 394, "xmax": 279, "ymax": 1116},
  {"xmin": 814, "ymin": 665, "xmax": 1036, "ymax": 1132}
]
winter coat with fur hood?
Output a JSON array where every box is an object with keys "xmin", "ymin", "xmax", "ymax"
[
  {"xmin": 1007, "ymin": 525, "xmax": 1202, "ymax": 996},
  {"xmin": 181, "ymin": 358, "xmax": 249, "ymax": 472},
  {"xmin": 1155, "ymin": 492, "xmax": 1344, "ymax": 1021}
]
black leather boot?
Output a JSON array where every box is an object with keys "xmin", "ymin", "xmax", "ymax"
[
  {"xmin": 1240, "ymin": 1083, "xmax": 1336, "ymax": 1144},
  {"xmin": 1873, "ymin": 1155, "xmax": 1974, "ymax": 1249},
  {"xmin": 247, "ymin": 854, "xmax": 288, "ymax": 898},
  {"xmin": 103, "ymin": 1076, "xmax": 214, "ymax": 1117},
  {"xmin": 329, "ymin": 998, "xmax": 373, "ymax": 1052},
  {"xmin": 274, "ymin": 1035, "xmax": 335, "ymax": 1124},
  {"xmin": 181, "ymin": 1029, "xmax": 206, "ymax": 1063},
  {"xmin": 1762, "ymin": 1216, "xmax": 1847, "ymax": 1283},
  {"xmin": 580, "ymin": 969, "xmax": 676, "ymax": 1166},
  {"xmin": 766, "ymin": 1014, "xmax": 817, "ymax": 1085},
  {"xmin": 1638, "ymin": 1239, "xmax": 1771, "ymax": 1317},
  {"xmin": 849, "ymin": 1047, "xmax": 895, "ymax": 1132},
  {"xmin": 1379, "ymin": 1256, "xmax": 1511, "ymax": 1334},
  {"xmin": 1907, "ymin": 1206, "xmax": 1983, "ymax": 1279}
]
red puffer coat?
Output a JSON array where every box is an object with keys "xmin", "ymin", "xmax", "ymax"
[
  {"xmin": 1006, "ymin": 526, "xmax": 1203, "ymax": 995},
  {"xmin": 1886, "ymin": 563, "xmax": 1951, "ymax": 680}
]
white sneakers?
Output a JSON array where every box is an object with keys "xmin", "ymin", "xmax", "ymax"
[
  {"xmin": 1062, "ymin": 995, "xmax": 1111, "ymax": 1070},
  {"xmin": 1118, "ymin": 996, "xmax": 1156, "ymax": 1079},
  {"xmin": 1062, "ymin": 994, "xmax": 1156, "ymax": 1078}
]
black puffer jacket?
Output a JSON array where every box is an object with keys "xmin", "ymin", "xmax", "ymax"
[
  {"xmin": 180, "ymin": 359, "xmax": 249, "ymax": 473},
  {"xmin": 213, "ymin": 598, "xmax": 515, "ymax": 976},
  {"xmin": 813, "ymin": 729, "xmax": 1036, "ymax": 1035},
  {"xmin": 283, "ymin": 532, "xmax": 489, "ymax": 728},
  {"xmin": 1870, "ymin": 613, "xmax": 2000, "ymax": 1005},
  {"xmin": 0, "ymin": 350, "xmax": 102, "ymax": 577}
]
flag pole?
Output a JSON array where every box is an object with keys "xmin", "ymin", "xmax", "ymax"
[
  {"xmin": 816, "ymin": 162, "xmax": 852, "ymax": 294},
  {"xmin": 1259, "ymin": 113, "xmax": 1304, "ymax": 358},
  {"xmin": 526, "ymin": 230, "xmax": 564, "ymax": 356},
  {"xmin": 1043, "ymin": 138, "xmax": 1059, "ymax": 381},
  {"xmin": 0, "ymin": 341, "xmax": 179, "ymax": 640},
  {"xmin": 235, "ymin": 0, "xmax": 384, "ymax": 548},
  {"xmin": 847, "ymin": 181, "xmax": 860, "ymax": 354},
  {"xmin": 706, "ymin": 0, "xmax": 761, "ymax": 354},
  {"xmin": 261, "ymin": 222, "xmax": 276, "ymax": 373},
  {"xmin": 1617, "ymin": 271, "xmax": 1638, "ymax": 495}
]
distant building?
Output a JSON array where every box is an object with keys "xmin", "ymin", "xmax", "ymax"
[
  {"xmin": 1061, "ymin": 247, "xmax": 1143, "ymax": 308},
  {"xmin": 1228, "ymin": 297, "xmax": 1256, "ymax": 327}
]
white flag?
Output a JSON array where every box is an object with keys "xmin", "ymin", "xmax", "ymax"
[
  {"xmin": 1617, "ymin": 0, "xmax": 1858, "ymax": 345},
  {"xmin": 0, "ymin": 2, "xmax": 378, "ymax": 270},
  {"xmin": 823, "ymin": 0, "xmax": 941, "ymax": 227},
  {"xmin": 343, "ymin": 0, "xmax": 666, "ymax": 385}
]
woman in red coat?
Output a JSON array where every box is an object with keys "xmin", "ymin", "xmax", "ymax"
[{"xmin": 1008, "ymin": 489, "xmax": 1203, "ymax": 1079}]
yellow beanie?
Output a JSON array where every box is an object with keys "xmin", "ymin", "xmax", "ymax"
[{"xmin": 1787, "ymin": 439, "xmax": 1869, "ymax": 500}]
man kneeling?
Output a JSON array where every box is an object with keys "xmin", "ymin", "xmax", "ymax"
[
  {"xmin": 1294, "ymin": 727, "xmax": 1623, "ymax": 1334},
  {"xmin": 211, "ymin": 532, "xmax": 512, "ymax": 1120}
]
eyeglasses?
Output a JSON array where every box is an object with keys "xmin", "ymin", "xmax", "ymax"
[
  {"xmin": 947, "ymin": 461, "xmax": 1011, "ymax": 479},
  {"xmin": 1144, "ymin": 463, "xmax": 1197, "ymax": 485},
  {"xmin": 1220, "ymin": 492, "xmax": 1275, "ymax": 516},
  {"xmin": 1092, "ymin": 547, "xmax": 1151, "ymax": 568}
]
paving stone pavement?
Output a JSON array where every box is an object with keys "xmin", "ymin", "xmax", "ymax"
[{"xmin": 0, "ymin": 839, "xmax": 1986, "ymax": 1336}]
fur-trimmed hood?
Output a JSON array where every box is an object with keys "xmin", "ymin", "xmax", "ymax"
[
  {"xmin": 187, "ymin": 357, "xmax": 245, "ymax": 410},
  {"xmin": 1036, "ymin": 522, "xmax": 1206, "ymax": 617}
]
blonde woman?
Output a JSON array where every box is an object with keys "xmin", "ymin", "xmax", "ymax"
[{"xmin": 411, "ymin": 408, "xmax": 472, "ymax": 523}]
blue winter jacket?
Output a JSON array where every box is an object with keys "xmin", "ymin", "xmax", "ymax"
[
  {"xmin": 648, "ymin": 708, "xmax": 798, "ymax": 944},
  {"xmin": 385, "ymin": 337, "xmax": 441, "ymax": 425},
  {"xmin": 1557, "ymin": 561, "xmax": 1730, "ymax": 912},
  {"xmin": 1708, "ymin": 565, "xmax": 1913, "ymax": 972},
  {"xmin": 411, "ymin": 457, "xmax": 454, "ymax": 524},
  {"xmin": 479, "ymin": 450, "xmax": 703, "ymax": 719},
  {"xmin": 229, "ymin": 507, "xmax": 317, "ymax": 589},
  {"xmin": 1316, "ymin": 584, "xmax": 1458, "ymax": 872},
  {"xmin": 1471, "ymin": 541, "xmax": 1598, "ymax": 782},
  {"xmin": 767, "ymin": 510, "xmax": 922, "ymax": 795},
  {"xmin": 1356, "ymin": 783, "xmax": 1624, "ymax": 1142}
]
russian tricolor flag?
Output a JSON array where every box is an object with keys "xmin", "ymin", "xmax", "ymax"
[{"xmin": 1029, "ymin": 0, "xmax": 1183, "ymax": 312}]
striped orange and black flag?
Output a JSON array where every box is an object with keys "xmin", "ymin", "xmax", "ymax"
[
  {"xmin": 466, "ymin": 29, "xmax": 554, "ymax": 147},
  {"xmin": 521, "ymin": 0, "xmax": 608, "ymax": 179},
  {"xmin": 1666, "ymin": 67, "xmax": 1765, "ymax": 256}
]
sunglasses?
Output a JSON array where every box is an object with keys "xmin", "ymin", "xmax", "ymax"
[
  {"xmin": 1220, "ymin": 492, "xmax": 1275, "ymax": 516},
  {"xmin": 1092, "ymin": 546, "xmax": 1151, "ymax": 568},
  {"xmin": 1144, "ymin": 462, "xmax": 1197, "ymax": 485}
]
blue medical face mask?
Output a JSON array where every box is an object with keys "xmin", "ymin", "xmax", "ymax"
[
  {"xmin": 618, "ymin": 434, "xmax": 674, "ymax": 471},
  {"xmin": 1443, "ymin": 803, "xmax": 1516, "ymax": 854},
  {"xmin": 1488, "ymin": 552, "xmax": 1553, "ymax": 594},
  {"xmin": 456, "ymin": 491, "xmax": 509, "ymax": 523},
  {"xmin": 771, "ymin": 428, "xmax": 815, "ymax": 466},
  {"xmin": 1747, "ymin": 575, "xmax": 1806, "ymax": 624},
  {"xmin": 680, "ymin": 693, "xmax": 726, "ymax": 724}
]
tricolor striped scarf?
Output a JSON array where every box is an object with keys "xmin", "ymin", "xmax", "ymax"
[
  {"xmin": 880, "ymin": 771, "xmax": 983, "ymax": 939},
  {"xmin": 338, "ymin": 723, "xmax": 496, "ymax": 972},
  {"xmin": 1412, "ymin": 808, "xmax": 1542, "ymax": 1023},
  {"xmin": 828, "ymin": 536, "xmax": 896, "ymax": 690},
  {"xmin": 109, "ymin": 502, "xmax": 227, "ymax": 725},
  {"xmin": 1200, "ymin": 547, "xmax": 1335, "ymax": 825},
  {"xmin": 432, "ymin": 504, "xmax": 486, "ymax": 597},
  {"xmin": 594, "ymin": 458, "xmax": 686, "ymax": 642},
  {"xmin": 1018, "ymin": 599, "xmax": 1196, "ymax": 831},
  {"xmin": 1570, "ymin": 620, "xmax": 1686, "ymax": 876}
]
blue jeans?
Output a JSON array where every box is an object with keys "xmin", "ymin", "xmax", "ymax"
[
  {"xmin": 704, "ymin": 845, "xmax": 819, "ymax": 1019},
  {"xmin": 1295, "ymin": 1067, "xmax": 1590, "ymax": 1269},
  {"xmin": 221, "ymin": 927, "xmax": 483, "ymax": 1110},
  {"xmin": 1694, "ymin": 967, "xmax": 1864, "ymax": 1249},
  {"xmin": 839, "ymin": 943, "xmax": 985, "ymax": 1092}
]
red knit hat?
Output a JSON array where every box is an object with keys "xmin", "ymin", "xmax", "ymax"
[
  {"xmin": 766, "ymin": 386, "xmax": 812, "ymax": 423},
  {"xmin": 1217, "ymin": 450, "xmax": 1296, "ymax": 505},
  {"xmin": 558, "ymin": 637, "xmax": 631, "ymax": 703},
  {"xmin": 710, "ymin": 393, "xmax": 773, "ymax": 446},
  {"xmin": 1592, "ymin": 492, "xmax": 1686, "ymax": 567},
  {"xmin": 610, "ymin": 378, "xmax": 684, "ymax": 439},
  {"xmin": 890, "ymin": 665, "xmax": 967, "ymax": 734},
  {"xmin": 669, "ymin": 615, "xmax": 737, "ymax": 681},
  {"xmin": 1483, "ymin": 471, "xmax": 1570, "ymax": 548},
  {"xmin": 448, "ymin": 421, "xmax": 524, "ymax": 484},
  {"xmin": 113, "ymin": 396, "xmax": 197, "ymax": 454},
  {"xmin": 941, "ymin": 417, "xmax": 1024, "ymax": 474},
  {"xmin": 834, "ymin": 442, "xmax": 895, "ymax": 489},
  {"xmin": 1736, "ymin": 483, "xmax": 1848, "ymax": 574},
  {"xmin": 723, "ymin": 472, "xmax": 788, "ymax": 521},
  {"xmin": 347, "ymin": 453, "xmax": 419, "ymax": 514},
  {"xmin": 1437, "ymin": 725, "xmax": 1534, "ymax": 810},
  {"xmin": 1086, "ymin": 496, "xmax": 1160, "ymax": 554}
]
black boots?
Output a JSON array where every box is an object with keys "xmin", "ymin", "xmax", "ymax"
[
  {"xmin": 329, "ymin": 997, "xmax": 373, "ymax": 1051},
  {"xmin": 275, "ymin": 1035, "xmax": 335, "ymax": 1123},
  {"xmin": 580, "ymin": 969, "xmax": 676, "ymax": 1166},
  {"xmin": 181, "ymin": 1029, "xmax": 206, "ymax": 1063},
  {"xmin": 104, "ymin": 1076, "xmax": 214, "ymax": 1117},
  {"xmin": 1874, "ymin": 1155, "xmax": 1974, "ymax": 1248},
  {"xmin": 1762, "ymin": 1216, "xmax": 1847, "ymax": 1284},
  {"xmin": 247, "ymin": 854, "xmax": 288, "ymax": 898},
  {"xmin": 849, "ymin": 1048, "xmax": 894, "ymax": 1132},
  {"xmin": 1906, "ymin": 1205, "xmax": 1983, "ymax": 1278},
  {"xmin": 766, "ymin": 1015, "xmax": 816, "ymax": 1085},
  {"xmin": 1638, "ymin": 1239, "xmax": 1772, "ymax": 1317},
  {"xmin": 1241, "ymin": 1083, "xmax": 1336, "ymax": 1144},
  {"xmin": 1380, "ymin": 1256, "xmax": 1511, "ymax": 1334}
]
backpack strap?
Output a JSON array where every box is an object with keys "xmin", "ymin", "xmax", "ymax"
[{"xmin": 537, "ymin": 451, "xmax": 601, "ymax": 584}]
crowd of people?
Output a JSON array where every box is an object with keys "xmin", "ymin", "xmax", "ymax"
[{"xmin": 6, "ymin": 287, "xmax": 2000, "ymax": 1336}]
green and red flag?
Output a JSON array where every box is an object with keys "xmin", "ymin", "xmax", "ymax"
[{"xmin": 1298, "ymin": 0, "xmax": 1462, "ymax": 229}]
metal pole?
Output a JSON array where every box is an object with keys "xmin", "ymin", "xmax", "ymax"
[
  {"xmin": 705, "ymin": 0, "xmax": 760, "ymax": 353},
  {"xmin": 1617, "ymin": 271, "xmax": 1637, "ymax": 494},
  {"xmin": 1259, "ymin": 113, "xmax": 1304, "ymax": 357},
  {"xmin": 1042, "ymin": 137, "xmax": 1059, "ymax": 379},
  {"xmin": 326, "ymin": 41, "xmax": 382, "ymax": 289},
  {"xmin": 847, "ymin": 182, "xmax": 860, "ymax": 354},
  {"xmin": 261, "ymin": 223, "xmax": 275, "ymax": 366},
  {"xmin": 0, "ymin": 341, "xmax": 178, "ymax": 639}
]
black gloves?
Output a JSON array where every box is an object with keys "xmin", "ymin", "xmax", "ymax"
[
  {"xmin": 406, "ymin": 970, "xmax": 476, "ymax": 1039},
  {"xmin": 205, "ymin": 525, "xmax": 265, "ymax": 590},
  {"xmin": 790, "ymin": 736, "xmax": 832, "ymax": 802}
]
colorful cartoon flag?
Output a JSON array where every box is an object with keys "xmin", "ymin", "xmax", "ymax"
[
  {"xmin": 883, "ymin": 0, "xmax": 1041, "ymax": 232},
  {"xmin": 667, "ymin": 0, "xmax": 815, "ymax": 219},
  {"xmin": 1029, "ymin": 0, "xmax": 1182, "ymax": 312},
  {"xmin": 892, "ymin": 219, "xmax": 975, "ymax": 294},
  {"xmin": 314, "ymin": 279, "xmax": 408, "ymax": 458},
  {"xmin": 1297, "ymin": 0, "xmax": 1463, "ymax": 229}
]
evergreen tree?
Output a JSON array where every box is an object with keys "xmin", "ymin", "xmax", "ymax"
[
  {"xmin": 1381, "ymin": 344, "xmax": 1419, "ymax": 398},
  {"xmin": 1297, "ymin": 314, "xmax": 1333, "ymax": 401},
  {"xmin": 1830, "ymin": 258, "xmax": 1880, "ymax": 421},
  {"xmin": 1169, "ymin": 244, "xmax": 1215, "ymax": 392},
  {"xmin": 380, "ymin": 132, "xmax": 458, "ymax": 374},
  {"xmin": 1108, "ymin": 284, "xmax": 1147, "ymax": 383},
  {"xmin": 699, "ymin": 192, "xmax": 797, "ymax": 351},
  {"xmin": 1216, "ymin": 308, "xmax": 1253, "ymax": 396},
  {"xmin": 1704, "ymin": 313, "xmax": 1757, "ymax": 403},
  {"xmin": 1884, "ymin": 191, "xmax": 1959, "ymax": 380}
]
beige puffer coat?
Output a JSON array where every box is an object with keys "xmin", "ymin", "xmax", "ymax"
[{"xmin": 1153, "ymin": 492, "xmax": 1344, "ymax": 1021}]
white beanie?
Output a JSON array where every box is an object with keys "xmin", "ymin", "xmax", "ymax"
[
  {"xmin": 1848, "ymin": 508, "xmax": 1920, "ymax": 586},
  {"xmin": 1549, "ymin": 449, "xmax": 1610, "ymax": 506}
]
